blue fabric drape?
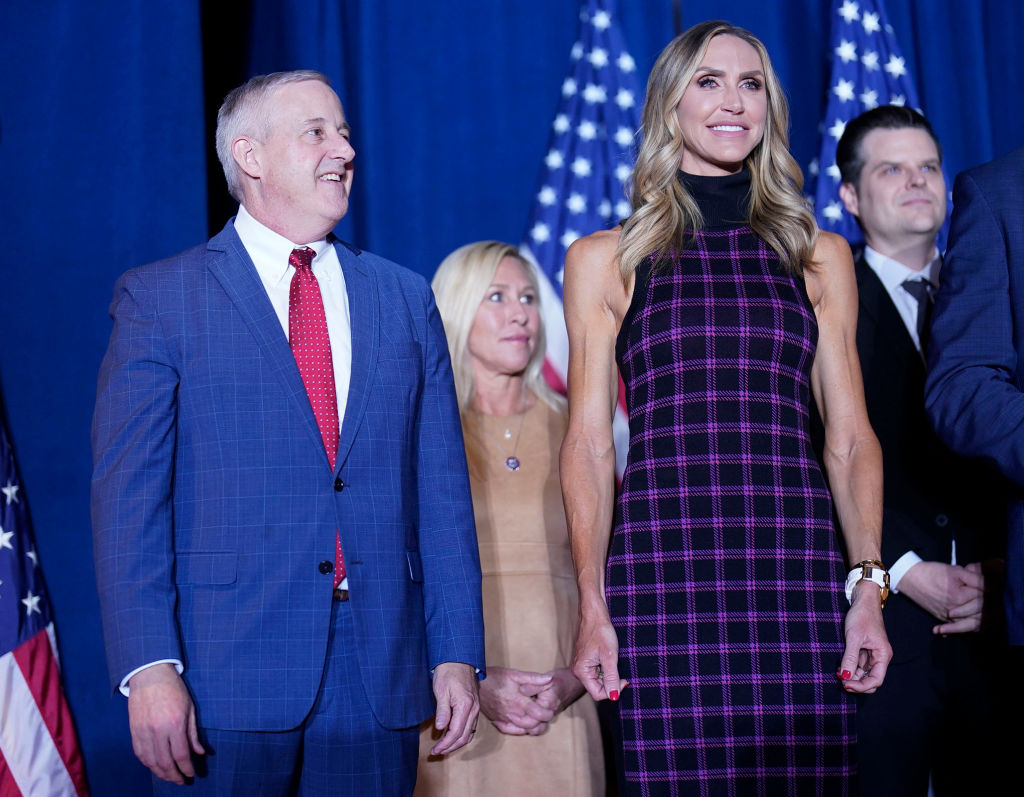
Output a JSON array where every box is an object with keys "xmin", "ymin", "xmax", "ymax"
[{"xmin": 0, "ymin": 2, "xmax": 1018, "ymax": 793}]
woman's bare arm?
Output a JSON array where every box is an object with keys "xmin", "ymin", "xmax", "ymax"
[
  {"xmin": 560, "ymin": 229, "xmax": 631, "ymax": 701},
  {"xmin": 805, "ymin": 231, "xmax": 892, "ymax": 693}
]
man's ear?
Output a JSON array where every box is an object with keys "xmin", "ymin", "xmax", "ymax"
[
  {"xmin": 838, "ymin": 182, "xmax": 859, "ymax": 218},
  {"xmin": 232, "ymin": 136, "xmax": 261, "ymax": 180}
]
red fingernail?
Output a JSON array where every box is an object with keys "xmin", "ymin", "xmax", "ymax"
[
  {"xmin": 840, "ymin": 670, "xmax": 852, "ymax": 680},
  {"xmin": 609, "ymin": 689, "xmax": 619, "ymax": 701}
]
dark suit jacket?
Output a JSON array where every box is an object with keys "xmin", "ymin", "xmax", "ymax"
[
  {"xmin": 91, "ymin": 221, "xmax": 485, "ymax": 731},
  {"xmin": 926, "ymin": 146, "xmax": 1024, "ymax": 644},
  {"xmin": 851, "ymin": 251, "xmax": 1004, "ymax": 660}
]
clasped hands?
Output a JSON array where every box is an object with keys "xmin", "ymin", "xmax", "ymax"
[
  {"xmin": 478, "ymin": 666, "xmax": 583, "ymax": 736},
  {"xmin": 898, "ymin": 560, "xmax": 988, "ymax": 634}
]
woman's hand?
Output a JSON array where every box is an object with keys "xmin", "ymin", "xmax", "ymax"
[
  {"xmin": 572, "ymin": 603, "xmax": 628, "ymax": 702},
  {"xmin": 479, "ymin": 666, "xmax": 556, "ymax": 735},
  {"xmin": 837, "ymin": 582, "xmax": 892, "ymax": 693}
]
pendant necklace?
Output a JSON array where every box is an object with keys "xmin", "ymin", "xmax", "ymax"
[{"xmin": 486, "ymin": 409, "xmax": 527, "ymax": 471}]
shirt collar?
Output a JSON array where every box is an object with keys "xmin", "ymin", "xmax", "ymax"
[
  {"xmin": 863, "ymin": 245, "xmax": 942, "ymax": 294},
  {"xmin": 234, "ymin": 204, "xmax": 330, "ymax": 286}
]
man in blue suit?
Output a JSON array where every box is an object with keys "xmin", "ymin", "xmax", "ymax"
[
  {"xmin": 926, "ymin": 145, "xmax": 1024, "ymax": 649},
  {"xmin": 91, "ymin": 70, "xmax": 485, "ymax": 795}
]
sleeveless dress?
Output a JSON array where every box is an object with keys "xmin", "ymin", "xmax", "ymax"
[
  {"xmin": 415, "ymin": 400, "xmax": 604, "ymax": 796},
  {"xmin": 608, "ymin": 171, "xmax": 854, "ymax": 796}
]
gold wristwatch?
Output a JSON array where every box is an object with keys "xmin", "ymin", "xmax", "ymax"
[{"xmin": 844, "ymin": 559, "xmax": 890, "ymax": 608}]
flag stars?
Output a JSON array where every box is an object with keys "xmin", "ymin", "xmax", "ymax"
[
  {"xmin": 617, "ymin": 52, "xmax": 635, "ymax": 73},
  {"xmin": 838, "ymin": 0, "xmax": 860, "ymax": 22},
  {"xmin": 885, "ymin": 55, "xmax": 907, "ymax": 78},
  {"xmin": 571, "ymin": 42, "xmax": 583, "ymax": 60},
  {"xmin": 22, "ymin": 590, "xmax": 42, "ymax": 616},
  {"xmin": 828, "ymin": 119, "xmax": 847, "ymax": 140},
  {"xmin": 862, "ymin": 50, "xmax": 879, "ymax": 70},
  {"xmin": 615, "ymin": 89, "xmax": 635, "ymax": 109},
  {"xmin": 571, "ymin": 157, "xmax": 592, "ymax": 177},
  {"xmin": 2, "ymin": 480, "xmax": 18, "ymax": 504},
  {"xmin": 808, "ymin": 158, "xmax": 820, "ymax": 176},
  {"xmin": 553, "ymin": 114, "xmax": 570, "ymax": 133},
  {"xmin": 614, "ymin": 163, "xmax": 631, "ymax": 183},
  {"xmin": 530, "ymin": 222, "xmax": 551, "ymax": 244},
  {"xmin": 836, "ymin": 40, "xmax": 857, "ymax": 63},
  {"xmin": 562, "ymin": 78, "xmax": 577, "ymax": 97},
  {"xmin": 827, "ymin": 163, "xmax": 842, "ymax": 181},
  {"xmin": 614, "ymin": 126, "xmax": 634, "ymax": 147},
  {"xmin": 615, "ymin": 200, "xmax": 631, "ymax": 219},
  {"xmin": 890, "ymin": 94, "xmax": 906, "ymax": 106},
  {"xmin": 833, "ymin": 78, "xmax": 855, "ymax": 102},
  {"xmin": 588, "ymin": 48, "xmax": 609, "ymax": 68},
  {"xmin": 545, "ymin": 150, "xmax": 564, "ymax": 169},
  {"xmin": 26, "ymin": 547, "xmax": 38, "ymax": 567},
  {"xmin": 583, "ymin": 84, "xmax": 607, "ymax": 103},
  {"xmin": 859, "ymin": 88, "xmax": 879, "ymax": 109},
  {"xmin": 566, "ymin": 193, "xmax": 587, "ymax": 213},
  {"xmin": 862, "ymin": 11, "xmax": 881, "ymax": 33},
  {"xmin": 560, "ymin": 230, "xmax": 581, "ymax": 248},
  {"xmin": 598, "ymin": 199, "xmax": 612, "ymax": 219},
  {"xmin": 538, "ymin": 186, "xmax": 557, "ymax": 206},
  {"xmin": 591, "ymin": 9, "xmax": 611, "ymax": 30},
  {"xmin": 823, "ymin": 200, "xmax": 844, "ymax": 222},
  {"xmin": 0, "ymin": 526, "xmax": 13, "ymax": 551},
  {"xmin": 578, "ymin": 120, "xmax": 598, "ymax": 140}
]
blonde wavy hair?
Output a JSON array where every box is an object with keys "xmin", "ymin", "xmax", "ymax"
[
  {"xmin": 431, "ymin": 241, "xmax": 564, "ymax": 413},
  {"xmin": 618, "ymin": 20, "xmax": 817, "ymax": 280}
]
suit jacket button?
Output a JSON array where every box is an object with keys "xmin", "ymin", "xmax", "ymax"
[
  {"xmin": 319, "ymin": 560, "xmax": 334, "ymax": 575},
  {"xmin": 334, "ymin": 477, "xmax": 345, "ymax": 492},
  {"xmin": 935, "ymin": 513, "xmax": 949, "ymax": 527}
]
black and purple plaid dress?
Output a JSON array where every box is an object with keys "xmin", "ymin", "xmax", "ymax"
[{"xmin": 609, "ymin": 171, "xmax": 854, "ymax": 795}]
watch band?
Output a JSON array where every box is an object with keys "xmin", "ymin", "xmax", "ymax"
[{"xmin": 845, "ymin": 559, "xmax": 890, "ymax": 608}]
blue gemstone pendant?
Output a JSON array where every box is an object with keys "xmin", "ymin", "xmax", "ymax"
[{"xmin": 505, "ymin": 456, "xmax": 521, "ymax": 471}]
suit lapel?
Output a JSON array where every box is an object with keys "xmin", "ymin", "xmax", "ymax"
[
  {"xmin": 334, "ymin": 239, "xmax": 379, "ymax": 471},
  {"xmin": 854, "ymin": 253, "xmax": 922, "ymax": 364},
  {"xmin": 205, "ymin": 223, "xmax": 326, "ymax": 458}
]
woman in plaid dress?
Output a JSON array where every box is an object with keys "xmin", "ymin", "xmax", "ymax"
[{"xmin": 560, "ymin": 21, "xmax": 892, "ymax": 795}]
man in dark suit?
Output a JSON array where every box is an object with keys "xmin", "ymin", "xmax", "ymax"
[
  {"xmin": 833, "ymin": 106, "xmax": 1006, "ymax": 796},
  {"xmin": 91, "ymin": 71, "xmax": 484, "ymax": 795}
]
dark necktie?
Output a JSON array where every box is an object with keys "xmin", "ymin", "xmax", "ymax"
[
  {"xmin": 288, "ymin": 247, "xmax": 345, "ymax": 585},
  {"xmin": 902, "ymin": 277, "xmax": 934, "ymax": 354}
]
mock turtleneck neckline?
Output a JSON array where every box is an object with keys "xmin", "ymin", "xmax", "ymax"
[{"xmin": 679, "ymin": 169, "xmax": 752, "ymax": 230}]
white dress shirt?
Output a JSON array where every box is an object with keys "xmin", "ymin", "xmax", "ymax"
[
  {"xmin": 862, "ymin": 245, "xmax": 949, "ymax": 591},
  {"xmin": 234, "ymin": 204, "xmax": 352, "ymax": 429}
]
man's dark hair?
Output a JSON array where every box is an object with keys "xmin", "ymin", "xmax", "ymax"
[{"xmin": 836, "ymin": 105, "xmax": 942, "ymax": 186}]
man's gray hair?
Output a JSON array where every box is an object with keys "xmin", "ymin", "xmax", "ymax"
[{"xmin": 215, "ymin": 70, "xmax": 331, "ymax": 201}]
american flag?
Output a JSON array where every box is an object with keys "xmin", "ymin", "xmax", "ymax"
[
  {"xmin": 0, "ymin": 419, "xmax": 87, "ymax": 796},
  {"xmin": 809, "ymin": 0, "xmax": 947, "ymax": 245},
  {"xmin": 520, "ymin": 0, "xmax": 641, "ymax": 475}
]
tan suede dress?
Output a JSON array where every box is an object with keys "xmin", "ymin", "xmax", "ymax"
[{"xmin": 415, "ymin": 399, "xmax": 604, "ymax": 796}]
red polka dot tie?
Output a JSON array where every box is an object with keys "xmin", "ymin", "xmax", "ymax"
[{"xmin": 289, "ymin": 247, "xmax": 345, "ymax": 585}]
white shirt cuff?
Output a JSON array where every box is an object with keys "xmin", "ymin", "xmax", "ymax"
[
  {"xmin": 888, "ymin": 551, "xmax": 923, "ymax": 593},
  {"xmin": 119, "ymin": 659, "xmax": 184, "ymax": 697}
]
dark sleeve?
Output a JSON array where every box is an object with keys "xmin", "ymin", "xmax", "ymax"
[{"xmin": 926, "ymin": 170, "xmax": 1024, "ymax": 487}]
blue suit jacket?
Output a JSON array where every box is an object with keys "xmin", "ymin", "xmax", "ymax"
[
  {"xmin": 91, "ymin": 221, "xmax": 484, "ymax": 730},
  {"xmin": 925, "ymin": 146, "xmax": 1024, "ymax": 644}
]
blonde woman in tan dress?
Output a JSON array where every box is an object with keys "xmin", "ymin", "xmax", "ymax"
[{"xmin": 415, "ymin": 242, "xmax": 604, "ymax": 796}]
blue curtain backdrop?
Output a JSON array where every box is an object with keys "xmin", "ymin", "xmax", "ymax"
[{"xmin": 1, "ymin": 1, "xmax": 1019, "ymax": 792}]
